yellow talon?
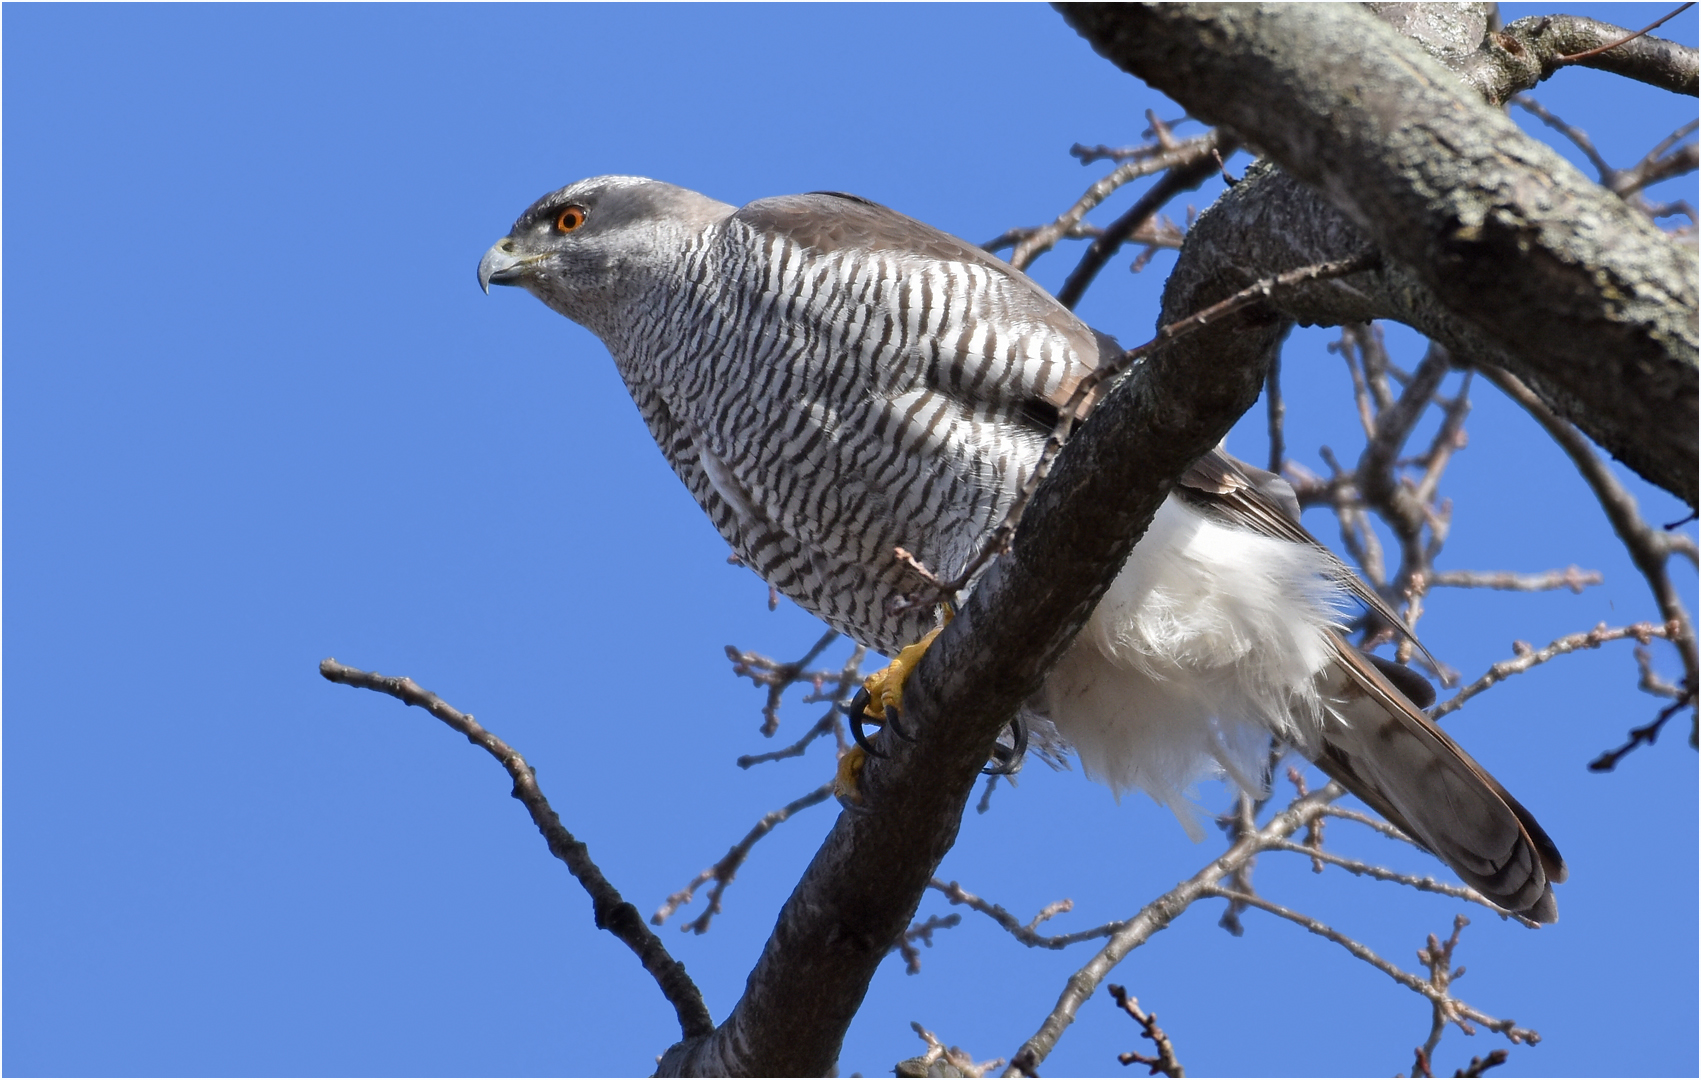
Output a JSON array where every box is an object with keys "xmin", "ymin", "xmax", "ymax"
[
  {"xmin": 834, "ymin": 746, "xmax": 867, "ymax": 804},
  {"xmin": 859, "ymin": 625, "xmax": 944, "ymax": 721},
  {"xmin": 839, "ymin": 605, "xmax": 952, "ymax": 805}
]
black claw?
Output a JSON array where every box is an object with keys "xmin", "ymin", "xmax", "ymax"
[
  {"xmin": 981, "ymin": 716, "xmax": 1030, "ymax": 775},
  {"xmin": 847, "ymin": 687, "xmax": 888, "ymax": 758}
]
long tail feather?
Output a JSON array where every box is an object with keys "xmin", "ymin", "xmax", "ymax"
[{"xmin": 1310, "ymin": 640, "xmax": 1566, "ymax": 922}]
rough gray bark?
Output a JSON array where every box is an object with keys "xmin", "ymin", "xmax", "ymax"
[{"xmin": 1058, "ymin": 2, "xmax": 1699, "ymax": 507}]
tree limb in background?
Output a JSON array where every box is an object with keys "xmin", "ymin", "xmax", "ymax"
[
  {"xmin": 652, "ymin": 782, "xmax": 834, "ymax": 934},
  {"xmin": 1476, "ymin": 365, "xmax": 1698, "ymax": 718},
  {"xmin": 1055, "ymin": 130, "xmax": 1237, "ymax": 309},
  {"xmin": 1006, "ymin": 131, "xmax": 1221, "ymax": 272},
  {"xmin": 1058, "ymin": 2, "xmax": 1699, "ymax": 506},
  {"xmin": 1496, "ymin": 8, "xmax": 1699, "ymax": 97},
  {"xmin": 317, "ymin": 658, "xmax": 715, "ymax": 1041},
  {"xmin": 1107, "ymin": 985, "xmax": 1184, "ymax": 1077},
  {"xmin": 1430, "ymin": 621, "xmax": 1677, "ymax": 722},
  {"xmin": 997, "ymin": 776, "xmax": 1538, "ymax": 1077}
]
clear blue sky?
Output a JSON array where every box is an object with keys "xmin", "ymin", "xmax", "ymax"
[{"xmin": 4, "ymin": 4, "xmax": 1695, "ymax": 1076}]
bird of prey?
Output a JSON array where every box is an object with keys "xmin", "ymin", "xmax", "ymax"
[{"xmin": 478, "ymin": 176, "xmax": 1565, "ymax": 922}]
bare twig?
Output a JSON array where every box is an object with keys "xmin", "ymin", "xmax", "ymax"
[
  {"xmin": 1202, "ymin": 889, "xmax": 1539, "ymax": 1047},
  {"xmin": 1477, "ymin": 365, "xmax": 1697, "ymax": 720},
  {"xmin": 899, "ymin": 1022, "xmax": 1006, "ymax": 1078},
  {"xmin": 984, "ymin": 220, "xmax": 1104, "ymax": 252},
  {"xmin": 1107, "ymin": 985, "xmax": 1185, "ymax": 1077},
  {"xmin": 1457, "ymin": 1050, "xmax": 1510, "ymax": 1077},
  {"xmin": 1635, "ymin": 645, "xmax": 1687, "ymax": 700},
  {"xmin": 724, "ymin": 631, "xmax": 853, "ymax": 736},
  {"xmin": 893, "ymin": 913, "xmax": 962, "ymax": 975},
  {"xmin": 1009, "ymin": 133, "xmax": 1221, "ymax": 271},
  {"xmin": 1512, "ymin": 96, "xmax": 1699, "ymax": 210},
  {"xmin": 318, "ymin": 658, "xmax": 714, "ymax": 1040},
  {"xmin": 1003, "ymin": 782, "xmax": 1346, "ymax": 1076},
  {"xmin": 932, "ymin": 879, "xmax": 1121, "ymax": 950},
  {"xmin": 1263, "ymin": 840, "xmax": 1536, "ymax": 924},
  {"xmin": 1509, "ymin": 95, "xmax": 1613, "ymax": 178},
  {"xmin": 1427, "ymin": 567, "xmax": 1601, "ymax": 593},
  {"xmin": 653, "ymin": 782, "xmax": 835, "ymax": 933},
  {"xmin": 1320, "ymin": 804, "xmax": 1420, "ymax": 846},
  {"xmin": 1430, "ymin": 621, "xmax": 1675, "ymax": 721},
  {"xmin": 1416, "ymin": 915, "xmax": 1471, "ymax": 1065},
  {"xmin": 1589, "ymin": 697, "xmax": 1692, "ymax": 772},
  {"xmin": 1055, "ymin": 132, "xmax": 1237, "ymax": 308},
  {"xmin": 736, "ymin": 711, "xmax": 838, "ymax": 769}
]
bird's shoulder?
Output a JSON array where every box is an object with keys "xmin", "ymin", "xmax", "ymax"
[
  {"xmin": 734, "ymin": 191, "xmax": 1014, "ymax": 271},
  {"xmin": 734, "ymin": 191, "xmax": 1110, "ymax": 409}
]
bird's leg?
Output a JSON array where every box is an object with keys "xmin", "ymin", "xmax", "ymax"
[
  {"xmin": 835, "ymin": 617, "xmax": 949, "ymax": 804},
  {"xmin": 835, "ymin": 608, "xmax": 1026, "ymax": 798},
  {"xmin": 859, "ymin": 626, "xmax": 945, "ymax": 732}
]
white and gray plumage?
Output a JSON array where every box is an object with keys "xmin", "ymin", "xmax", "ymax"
[{"xmin": 478, "ymin": 176, "xmax": 1566, "ymax": 922}]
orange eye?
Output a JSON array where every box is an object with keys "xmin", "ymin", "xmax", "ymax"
[{"xmin": 555, "ymin": 205, "xmax": 587, "ymax": 233}]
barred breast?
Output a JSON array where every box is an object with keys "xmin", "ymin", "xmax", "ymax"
[{"xmin": 598, "ymin": 192, "xmax": 1096, "ymax": 654}]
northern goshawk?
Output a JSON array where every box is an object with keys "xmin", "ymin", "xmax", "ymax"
[{"xmin": 478, "ymin": 176, "xmax": 1565, "ymax": 922}]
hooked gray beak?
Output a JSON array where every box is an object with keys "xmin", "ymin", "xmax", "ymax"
[{"xmin": 478, "ymin": 240, "xmax": 529, "ymax": 294}]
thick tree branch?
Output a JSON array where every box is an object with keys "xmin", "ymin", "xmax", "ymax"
[
  {"xmin": 317, "ymin": 658, "xmax": 715, "ymax": 1042},
  {"xmin": 1500, "ymin": 11, "xmax": 1699, "ymax": 98},
  {"xmin": 1058, "ymin": 2, "xmax": 1699, "ymax": 506}
]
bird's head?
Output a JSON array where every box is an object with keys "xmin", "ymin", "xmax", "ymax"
[{"xmin": 478, "ymin": 175, "xmax": 733, "ymax": 330}]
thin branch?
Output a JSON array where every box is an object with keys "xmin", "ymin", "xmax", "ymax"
[
  {"xmin": 318, "ymin": 658, "xmax": 714, "ymax": 1040},
  {"xmin": 1321, "ymin": 804, "xmax": 1421, "ymax": 846},
  {"xmin": 1055, "ymin": 132, "xmax": 1237, "ymax": 308},
  {"xmin": 1003, "ymin": 783, "xmax": 1345, "ymax": 1076},
  {"xmin": 1508, "ymin": 95, "xmax": 1614, "ymax": 181},
  {"xmin": 1009, "ymin": 133, "xmax": 1220, "ymax": 271},
  {"xmin": 1426, "ymin": 567, "xmax": 1601, "ymax": 593},
  {"xmin": 931, "ymin": 879, "xmax": 1123, "ymax": 950},
  {"xmin": 652, "ymin": 782, "xmax": 835, "ymax": 933},
  {"xmin": 736, "ymin": 711, "xmax": 838, "ymax": 769},
  {"xmin": 900, "ymin": 1022, "xmax": 1005, "ymax": 1078},
  {"xmin": 1262, "ymin": 840, "xmax": 1536, "ymax": 923},
  {"xmin": 1476, "ymin": 365, "xmax": 1698, "ymax": 708},
  {"xmin": 1499, "ymin": 12, "xmax": 1700, "ymax": 97},
  {"xmin": 1107, "ymin": 985, "xmax": 1185, "ymax": 1077},
  {"xmin": 1589, "ymin": 697, "xmax": 1691, "ymax": 771},
  {"xmin": 1511, "ymin": 96, "xmax": 1699, "ymax": 207},
  {"xmin": 1416, "ymin": 915, "xmax": 1470, "ymax": 1065},
  {"xmin": 724, "ymin": 631, "xmax": 853, "ymax": 737},
  {"xmin": 1430, "ymin": 621, "xmax": 1674, "ymax": 721},
  {"xmin": 893, "ymin": 913, "xmax": 962, "ymax": 975},
  {"xmin": 983, "ymin": 220, "xmax": 1104, "ymax": 253},
  {"xmin": 1202, "ymin": 889, "xmax": 1539, "ymax": 1046}
]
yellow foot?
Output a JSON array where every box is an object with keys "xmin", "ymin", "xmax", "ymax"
[
  {"xmin": 839, "ymin": 611, "xmax": 951, "ymax": 804},
  {"xmin": 834, "ymin": 746, "xmax": 867, "ymax": 805},
  {"xmin": 860, "ymin": 625, "xmax": 944, "ymax": 723}
]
